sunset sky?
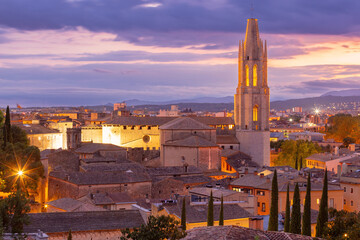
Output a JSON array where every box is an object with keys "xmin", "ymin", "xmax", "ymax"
[{"xmin": 1, "ymin": 0, "xmax": 360, "ymax": 106}]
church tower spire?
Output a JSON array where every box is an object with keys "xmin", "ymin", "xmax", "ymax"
[{"xmin": 234, "ymin": 18, "xmax": 270, "ymax": 166}]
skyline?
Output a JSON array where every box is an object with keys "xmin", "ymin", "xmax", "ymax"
[{"xmin": 1, "ymin": 0, "xmax": 360, "ymax": 106}]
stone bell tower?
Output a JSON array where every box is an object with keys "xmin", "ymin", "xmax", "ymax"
[{"xmin": 234, "ymin": 18, "xmax": 270, "ymax": 166}]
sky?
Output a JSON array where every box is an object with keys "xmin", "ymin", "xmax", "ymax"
[{"xmin": 1, "ymin": 0, "xmax": 360, "ymax": 107}]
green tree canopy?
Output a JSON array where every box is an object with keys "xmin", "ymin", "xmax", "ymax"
[
  {"xmin": 120, "ymin": 215, "xmax": 186, "ymax": 240},
  {"xmin": 324, "ymin": 209, "xmax": 360, "ymax": 240},
  {"xmin": 274, "ymin": 140, "xmax": 322, "ymax": 168},
  {"xmin": 326, "ymin": 114, "xmax": 360, "ymax": 144}
]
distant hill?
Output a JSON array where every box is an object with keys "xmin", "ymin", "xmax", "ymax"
[
  {"xmin": 122, "ymin": 96, "xmax": 233, "ymax": 106},
  {"xmin": 321, "ymin": 89, "xmax": 360, "ymax": 97},
  {"xmin": 270, "ymin": 95, "xmax": 360, "ymax": 111}
]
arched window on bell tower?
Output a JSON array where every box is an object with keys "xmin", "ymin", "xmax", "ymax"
[
  {"xmin": 245, "ymin": 65, "xmax": 249, "ymax": 86},
  {"xmin": 253, "ymin": 65, "xmax": 257, "ymax": 87},
  {"xmin": 253, "ymin": 105, "xmax": 258, "ymax": 122}
]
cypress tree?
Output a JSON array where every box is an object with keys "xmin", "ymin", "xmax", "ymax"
[
  {"xmin": 295, "ymin": 156, "xmax": 298, "ymax": 170},
  {"xmin": 284, "ymin": 184, "xmax": 290, "ymax": 232},
  {"xmin": 302, "ymin": 174, "xmax": 311, "ymax": 236},
  {"xmin": 3, "ymin": 106, "xmax": 11, "ymax": 147},
  {"xmin": 316, "ymin": 170, "xmax": 328, "ymax": 237},
  {"xmin": 67, "ymin": 229, "xmax": 72, "ymax": 240},
  {"xmin": 268, "ymin": 170, "xmax": 278, "ymax": 231},
  {"xmin": 181, "ymin": 197, "xmax": 186, "ymax": 230},
  {"xmin": 219, "ymin": 195, "xmax": 224, "ymax": 226},
  {"xmin": 290, "ymin": 183, "xmax": 301, "ymax": 234},
  {"xmin": 207, "ymin": 191, "xmax": 214, "ymax": 226}
]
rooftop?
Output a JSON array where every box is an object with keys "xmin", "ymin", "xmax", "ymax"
[
  {"xmin": 23, "ymin": 210, "xmax": 145, "ymax": 233},
  {"xmin": 163, "ymin": 135, "xmax": 218, "ymax": 148},
  {"xmin": 216, "ymin": 135, "xmax": 239, "ymax": 144},
  {"xmin": 75, "ymin": 143, "xmax": 126, "ymax": 154},
  {"xmin": 17, "ymin": 124, "xmax": 59, "ymax": 134},
  {"xmin": 159, "ymin": 117, "xmax": 213, "ymax": 130},
  {"xmin": 47, "ymin": 198, "xmax": 102, "ymax": 212}
]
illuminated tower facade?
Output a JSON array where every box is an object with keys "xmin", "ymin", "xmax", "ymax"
[{"xmin": 234, "ymin": 18, "xmax": 270, "ymax": 166}]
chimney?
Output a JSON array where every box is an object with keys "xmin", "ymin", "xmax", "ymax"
[
  {"xmin": 65, "ymin": 174, "xmax": 70, "ymax": 181},
  {"xmin": 236, "ymin": 171, "xmax": 240, "ymax": 178},
  {"xmin": 245, "ymin": 168, "xmax": 249, "ymax": 174},
  {"xmin": 254, "ymin": 170, "xmax": 258, "ymax": 176},
  {"xmin": 260, "ymin": 173, "xmax": 264, "ymax": 178},
  {"xmin": 266, "ymin": 176, "xmax": 271, "ymax": 183}
]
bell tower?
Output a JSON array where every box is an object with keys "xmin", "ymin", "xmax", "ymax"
[{"xmin": 234, "ymin": 18, "xmax": 270, "ymax": 166}]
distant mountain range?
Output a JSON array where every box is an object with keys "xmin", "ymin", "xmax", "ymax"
[
  {"xmin": 321, "ymin": 89, "xmax": 360, "ymax": 97},
  {"xmin": 93, "ymin": 89, "xmax": 360, "ymax": 112}
]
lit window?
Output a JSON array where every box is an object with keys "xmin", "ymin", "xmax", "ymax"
[
  {"xmin": 245, "ymin": 65, "xmax": 249, "ymax": 86},
  {"xmin": 317, "ymin": 198, "xmax": 320, "ymax": 205},
  {"xmin": 253, "ymin": 105, "xmax": 258, "ymax": 122},
  {"xmin": 253, "ymin": 65, "xmax": 257, "ymax": 86},
  {"xmin": 351, "ymin": 188, "xmax": 353, "ymax": 193}
]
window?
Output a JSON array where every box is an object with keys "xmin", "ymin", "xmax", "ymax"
[
  {"xmin": 230, "ymin": 146, "xmax": 233, "ymax": 150},
  {"xmin": 253, "ymin": 64, "xmax": 257, "ymax": 86},
  {"xmin": 257, "ymin": 190, "xmax": 265, "ymax": 196},
  {"xmin": 262, "ymin": 203, "xmax": 265, "ymax": 212},
  {"xmin": 351, "ymin": 201, "xmax": 354, "ymax": 206},
  {"xmin": 330, "ymin": 198, "xmax": 334, "ymax": 208},
  {"xmin": 317, "ymin": 199, "xmax": 320, "ymax": 205},
  {"xmin": 344, "ymin": 187, "xmax": 346, "ymax": 192},
  {"xmin": 344, "ymin": 199, "xmax": 346, "ymax": 205},
  {"xmin": 257, "ymin": 202, "xmax": 260, "ymax": 207},
  {"xmin": 245, "ymin": 65, "xmax": 249, "ymax": 86},
  {"xmin": 351, "ymin": 188, "xmax": 354, "ymax": 193},
  {"xmin": 123, "ymin": 126, "xmax": 127, "ymax": 130},
  {"xmin": 253, "ymin": 105, "xmax": 258, "ymax": 122},
  {"xmin": 148, "ymin": 126, "xmax": 151, "ymax": 130}
]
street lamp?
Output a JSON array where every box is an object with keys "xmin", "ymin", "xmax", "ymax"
[{"xmin": 17, "ymin": 170, "xmax": 23, "ymax": 176}]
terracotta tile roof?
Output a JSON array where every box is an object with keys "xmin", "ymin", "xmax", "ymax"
[
  {"xmin": 173, "ymin": 175, "xmax": 212, "ymax": 184},
  {"xmin": 75, "ymin": 143, "xmax": 126, "ymax": 154},
  {"xmin": 159, "ymin": 117, "xmax": 213, "ymax": 130},
  {"xmin": 47, "ymin": 198, "xmax": 103, "ymax": 212},
  {"xmin": 80, "ymin": 162, "xmax": 146, "ymax": 174},
  {"xmin": 17, "ymin": 124, "xmax": 59, "ymax": 134},
  {"xmin": 23, "ymin": 210, "xmax": 145, "ymax": 233},
  {"xmin": 82, "ymin": 192, "xmax": 136, "ymax": 205},
  {"xmin": 183, "ymin": 226, "xmax": 316, "ymax": 240},
  {"xmin": 50, "ymin": 169, "xmax": 151, "ymax": 185},
  {"xmin": 216, "ymin": 135, "xmax": 239, "ymax": 144},
  {"xmin": 145, "ymin": 166, "xmax": 202, "ymax": 176},
  {"xmin": 189, "ymin": 187, "xmax": 241, "ymax": 198},
  {"xmin": 164, "ymin": 202, "xmax": 253, "ymax": 223},
  {"xmin": 164, "ymin": 135, "xmax": 219, "ymax": 148},
  {"xmin": 105, "ymin": 116, "xmax": 234, "ymax": 126}
]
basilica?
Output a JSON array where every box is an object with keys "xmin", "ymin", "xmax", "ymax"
[{"xmin": 78, "ymin": 18, "xmax": 270, "ymax": 169}]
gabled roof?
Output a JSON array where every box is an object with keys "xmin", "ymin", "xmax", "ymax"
[
  {"xmin": 164, "ymin": 202, "xmax": 252, "ymax": 223},
  {"xmin": 164, "ymin": 136, "xmax": 218, "ymax": 148},
  {"xmin": 183, "ymin": 225, "xmax": 315, "ymax": 240},
  {"xmin": 75, "ymin": 143, "xmax": 126, "ymax": 154},
  {"xmin": 47, "ymin": 198, "xmax": 102, "ymax": 212},
  {"xmin": 216, "ymin": 135, "xmax": 239, "ymax": 144},
  {"xmin": 23, "ymin": 210, "xmax": 145, "ymax": 233},
  {"xmin": 159, "ymin": 117, "xmax": 213, "ymax": 130}
]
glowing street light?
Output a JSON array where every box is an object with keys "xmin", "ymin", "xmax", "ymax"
[
  {"xmin": 17, "ymin": 170, "xmax": 23, "ymax": 176},
  {"xmin": 314, "ymin": 108, "xmax": 320, "ymax": 114}
]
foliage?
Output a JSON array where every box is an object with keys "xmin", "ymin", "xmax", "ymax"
[
  {"xmin": 67, "ymin": 229, "xmax": 72, "ymax": 240},
  {"xmin": 0, "ymin": 110, "xmax": 3, "ymax": 128},
  {"xmin": 207, "ymin": 191, "xmax": 214, "ymax": 226},
  {"xmin": 3, "ymin": 106, "xmax": 12, "ymax": 148},
  {"xmin": 323, "ymin": 209, "xmax": 360, "ymax": 240},
  {"xmin": 0, "ymin": 112, "xmax": 43, "ymax": 192},
  {"xmin": 284, "ymin": 184, "xmax": 290, "ymax": 233},
  {"xmin": 120, "ymin": 215, "xmax": 186, "ymax": 240},
  {"xmin": 326, "ymin": 114, "xmax": 360, "ymax": 144},
  {"xmin": 343, "ymin": 137, "xmax": 355, "ymax": 147},
  {"xmin": 268, "ymin": 170, "xmax": 278, "ymax": 231},
  {"xmin": 270, "ymin": 140, "xmax": 285, "ymax": 151},
  {"xmin": 219, "ymin": 195, "xmax": 224, "ymax": 226},
  {"xmin": 290, "ymin": 183, "xmax": 301, "ymax": 234},
  {"xmin": 181, "ymin": 198, "xmax": 186, "ymax": 230},
  {"xmin": 274, "ymin": 140, "xmax": 322, "ymax": 169},
  {"xmin": 302, "ymin": 174, "xmax": 311, "ymax": 236},
  {"xmin": 316, "ymin": 170, "xmax": 328, "ymax": 237},
  {"xmin": 0, "ymin": 189, "xmax": 30, "ymax": 236}
]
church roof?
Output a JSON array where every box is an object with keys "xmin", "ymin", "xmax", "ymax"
[
  {"xmin": 164, "ymin": 135, "xmax": 218, "ymax": 148},
  {"xmin": 159, "ymin": 117, "xmax": 213, "ymax": 130},
  {"xmin": 216, "ymin": 135, "xmax": 239, "ymax": 144},
  {"xmin": 75, "ymin": 143, "xmax": 126, "ymax": 154}
]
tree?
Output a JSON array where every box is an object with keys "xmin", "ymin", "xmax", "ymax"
[
  {"xmin": 207, "ymin": 191, "xmax": 214, "ymax": 226},
  {"xmin": 302, "ymin": 174, "xmax": 311, "ymax": 236},
  {"xmin": 181, "ymin": 198, "xmax": 186, "ymax": 230},
  {"xmin": 268, "ymin": 170, "xmax": 278, "ymax": 231},
  {"xmin": 3, "ymin": 106, "xmax": 11, "ymax": 148},
  {"xmin": 324, "ymin": 209, "xmax": 360, "ymax": 240},
  {"xmin": 343, "ymin": 137, "xmax": 356, "ymax": 147},
  {"xmin": 120, "ymin": 215, "xmax": 186, "ymax": 240},
  {"xmin": 290, "ymin": 183, "xmax": 301, "ymax": 234},
  {"xmin": 284, "ymin": 184, "xmax": 290, "ymax": 232},
  {"xmin": 316, "ymin": 170, "xmax": 328, "ymax": 237},
  {"xmin": 219, "ymin": 195, "xmax": 224, "ymax": 226},
  {"xmin": 67, "ymin": 229, "xmax": 72, "ymax": 240}
]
